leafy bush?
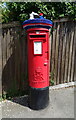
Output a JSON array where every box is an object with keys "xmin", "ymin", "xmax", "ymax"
[{"xmin": 1, "ymin": 2, "xmax": 76, "ymax": 23}]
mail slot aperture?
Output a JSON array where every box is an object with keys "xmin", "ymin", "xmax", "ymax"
[{"xmin": 30, "ymin": 35, "xmax": 46, "ymax": 38}]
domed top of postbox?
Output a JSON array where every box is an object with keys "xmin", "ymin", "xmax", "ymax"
[{"xmin": 22, "ymin": 14, "xmax": 53, "ymax": 30}]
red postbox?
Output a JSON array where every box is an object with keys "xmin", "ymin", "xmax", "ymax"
[
  {"xmin": 27, "ymin": 28, "xmax": 49, "ymax": 88},
  {"xmin": 23, "ymin": 15, "xmax": 53, "ymax": 110}
]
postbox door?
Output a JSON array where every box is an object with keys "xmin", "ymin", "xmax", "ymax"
[{"xmin": 28, "ymin": 31, "xmax": 49, "ymax": 88}]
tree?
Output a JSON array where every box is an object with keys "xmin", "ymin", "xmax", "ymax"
[{"xmin": 1, "ymin": 2, "xmax": 76, "ymax": 23}]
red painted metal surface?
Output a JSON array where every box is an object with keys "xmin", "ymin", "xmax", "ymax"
[{"xmin": 27, "ymin": 28, "xmax": 50, "ymax": 88}]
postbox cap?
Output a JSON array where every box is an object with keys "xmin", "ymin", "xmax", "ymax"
[{"xmin": 22, "ymin": 16, "xmax": 53, "ymax": 30}]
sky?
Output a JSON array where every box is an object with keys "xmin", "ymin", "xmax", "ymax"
[{"xmin": 0, "ymin": 2, "xmax": 7, "ymax": 8}]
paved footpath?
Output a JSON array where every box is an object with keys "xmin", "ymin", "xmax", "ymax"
[{"xmin": 0, "ymin": 87, "xmax": 75, "ymax": 119}]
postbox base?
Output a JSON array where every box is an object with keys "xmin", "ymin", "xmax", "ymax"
[{"xmin": 28, "ymin": 87, "xmax": 49, "ymax": 110}]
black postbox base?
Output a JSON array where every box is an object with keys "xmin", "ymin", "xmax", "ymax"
[{"xmin": 28, "ymin": 86, "xmax": 49, "ymax": 110}]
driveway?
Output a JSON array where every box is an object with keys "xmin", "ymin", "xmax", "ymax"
[{"xmin": 1, "ymin": 86, "xmax": 75, "ymax": 119}]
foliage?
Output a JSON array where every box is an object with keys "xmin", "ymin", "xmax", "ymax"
[
  {"xmin": 2, "ymin": 93, "xmax": 7, "ymax": 100},
  {"xmin": 2, "ymin": 88, "xmax": 29, "ymax": 100},
  {"xmin": 1, "ymin": 2, "xmax": 76, "ymax": 23},
  {"xmin": 50, "ymin": 72, "xmax": 55, "ymax": 86},
  {"xmin": 0, "ymin": 95, "xmax": 4, "ymax": 102},
  {"xmin": 1, "ymin": 7, "xmax": 10, "ymax": 23}
]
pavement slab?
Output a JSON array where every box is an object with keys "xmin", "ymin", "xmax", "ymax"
[{"xmin": 1, "ymin": 87, "xmax": 75, "ymax": 119}]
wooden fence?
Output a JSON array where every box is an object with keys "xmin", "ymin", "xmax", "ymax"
[
  {"xmin": 1, "ymin": 22, "xmax": 28, "ymax": 96},
  {"xmin": 50, "ymin": 19, "xmax": 76, "ymax": 85},
  {"xmin": 1, "ymin": 19, "xmax": 76, "ymax": 96}
]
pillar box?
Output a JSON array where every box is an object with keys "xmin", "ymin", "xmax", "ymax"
[{"xmin": 22, "ymin": 15, "xmax": 53, "ymax": 110}]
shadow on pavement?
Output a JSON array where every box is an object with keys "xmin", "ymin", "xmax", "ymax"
[{"xmin": 11, "ymin": 95, "xmax": 29, "ymax": 107}]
